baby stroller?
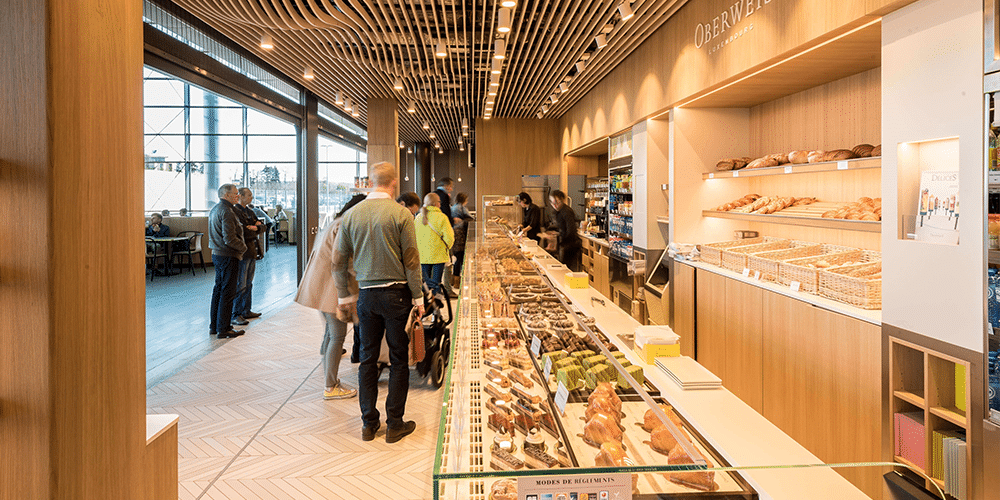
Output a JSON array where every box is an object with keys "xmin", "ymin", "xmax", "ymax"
[{"xmin": 377, "ymin": 284, "xmax": 453, "ymax": 388}]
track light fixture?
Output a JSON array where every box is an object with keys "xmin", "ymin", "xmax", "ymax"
[
  {"xmin": 595, "ymin": 34, "xmax": 608, "ymax": 48},
  {"xmin": 435, "ymin": 41, "xmax": 448, "ymax": 58},
  {"xmin": 618, "ymin": 2, "xmax": 634, "ymax": 21},
  {"xmin": 260, "ymin": 34, "xmax": 274, "ymax": 50},
  {"xmin": 494, "ymin": 39, "xmax": 506, "ymax": 59},
  {"xmin": 393, "ymin": 77, "xmax": 403, "ymax": 90},
  {"xmin": 498, "ymin": 8, "xmax": 512, "ymax": 33},
  {"xmin": 303, "ymin": 66, "xmax": 315, "ymax": 79},
  {"xmin": 406, "ymin": 100, "xmax": 416, "ymax": 113}
]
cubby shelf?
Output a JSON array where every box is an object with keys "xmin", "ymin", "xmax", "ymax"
[
  {"xmin": 929, "ymin": 406, "xmax": 967, "ymax": 428},
  {"xmin": 701, "ymin": 157, "xmax": 881, "ymax": 180},
  {"xmin": 701, "ymin": 210, "xmax": 881, "ymax": 233},
  {"xmin": 893, "ymin": 390, "xmax": 926, "ymax": 408}
]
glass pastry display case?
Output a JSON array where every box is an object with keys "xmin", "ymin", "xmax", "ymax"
[{"xmin": 433, "ymin": 217, "xmax": 757, "ymax": 500}]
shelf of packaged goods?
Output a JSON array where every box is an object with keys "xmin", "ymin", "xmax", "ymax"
[
  {"xmin": 893, "ymin": 390, "xmax": 926, "ymax": 408},
  {"xmin": 702, "ymin": 209, "xmax": 881, "ymax": 233},
  {"xmin": 930, "ymin": 406, "xmax": 968, "ymax": 428},
  {"xmin": 610, "ymin": 211, "xmax": 633, "ymax": 218},
  {"xmin": 609, "ymin": 231, "xmax": 632, "ymax": 240},
  {"xmin": 611, "ymin": 190, "xmax": 633, "ymax": 195},
  {"xmin": 989, "ymin": 249, "xmax": 1000, "ymax": 266},
  {"xmin": 701, "ymin": 157, "xmax": 881, "ymax": 180}
]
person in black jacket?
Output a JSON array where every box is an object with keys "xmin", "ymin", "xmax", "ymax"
[
  {"xmin": 517, "ymin": 192, "xmax": 542, "ymax": 242},
  {"xmin": 208, "ymin": 184, "xmax": 247, "ymax": 339},
  {"xmin": 145, "ymin": 213, "xmax": 170, "ymax": 237},
  {"xmin": 434, "ymin": 178, "xmax": 455, "ymax": 223},
  {"xmin": 549, "ymin": 190, "xmax": 582, "ymax": 272}
]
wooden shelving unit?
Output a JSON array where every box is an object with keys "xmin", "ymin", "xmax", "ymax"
[
  {"xmin": 702, "ymin": 157, "xmax": 880, "ymax": 180},
  {"xmin": 702, "ymin": 208, "xmax": 881, "ymax": 232},
  {"xmin": 889, "ymin": 337, "xmax": 972, "ymax": 497}
]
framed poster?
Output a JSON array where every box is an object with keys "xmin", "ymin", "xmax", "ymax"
[{"xmin": 915, "ymin": 171, "xmax": 960, "ymax": 245}]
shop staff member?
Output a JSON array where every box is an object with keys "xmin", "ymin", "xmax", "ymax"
[
  {"xmin": 517, "ymin": 192, "xmax": 542, "ymax": 242},
  {"xmin": 208, "ymin": 184, "xmax": 247, "ymax": 339},
  {"xmin": 232, "ymin": 187, "xmax": 265, "ymax": 325},
  {"xmin": 334, "ymin": 162, "xmax": 424, "ymax": 444},
  {"xmin": 549, "ymin": 190, "xmax": 582, "ymax": 272}
]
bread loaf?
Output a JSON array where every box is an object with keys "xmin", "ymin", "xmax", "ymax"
[
  {"xmin": 871, "ymin": 144, "xmax": 881, "ymax": 157},
  {"xmin": 746, "ymin": 157, "xmax": 779, "ymax": 169},
  {"xmin": 821, "ymin": 210, "xmax": 837, "ymax": 218},
  {"xmin": 823, "ymin": 149, "xmax": 858, "ymax": 162},
  {"xmin": 788, "ymin": 151, "xmax": 810, "ymax": 164},
  {"xmin": 860, "ymin": 213, "xmax": 879, "ymax": 221},
  {"xmin": 715, "ymin": 157, "xmax": 751, "ymax": 171},
  {"xmin": 766, "ymin": 153, "xmax": 789, "ymax": 165},
  {"xmin": 715, "ymin": 160, "xmax": 736, "ymax": 171},
  {"xmin": 852, "ymin": 144, "xmax": 875, "ymax": 157},
  {"xmin": 807, "ymin": 151, "xmax": 826, "ymax": 163}
]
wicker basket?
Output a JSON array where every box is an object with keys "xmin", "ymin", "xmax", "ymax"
[
  {"xmin": 746, "ymin": 245, "xmax": 827, "ymax": 282},
  {"xmin": 720, "ymin": 240, "xmax": 794, "ymax": 272},
  {"xmin": 778, "ymin": 249, "xmax": 880, "ymax": 293},
  {"xmin": 698, "ymin": 237, "xmax": 767, "ymax": 266},
  {"xmin": 818, "ymin": 262, "xmax": 882, "ymax": 309}
]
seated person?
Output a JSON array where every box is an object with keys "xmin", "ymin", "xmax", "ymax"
[
  {"xmin": 145, "ymin": 213, "xmax": 170, "ymax": 237},
  {"xmin": 273, "ymin": 204, "xmax": 289, "ymax": 243}
]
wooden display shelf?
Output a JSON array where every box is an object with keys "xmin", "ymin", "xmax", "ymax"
[
  {"xmin": 702, "ymin": 157, "xmax": 880, "ymax": 179},
  {"xmin": 930, "ymin": 406, "xmax": 967, "ymax": 427},
  {"xmin": 893, "ymin": 390, "xmax": 926, "ymax": 408},
  {"xmin": 893, "ymin": 455, "xmax": 925, "ymax": 475},
  {"xmin": 702, "ymin": 202, "xmax": 881, "ymax": 233}
]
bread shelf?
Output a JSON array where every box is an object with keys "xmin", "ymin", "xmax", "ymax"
[
  {"xmin": 893, "ymin": 390, "xmax": 926, "ymax": 408},
  {"xmin": 702, "ymin": 157, "xmax": 881, "ymax": 180},
  {"xmin": 930, "ymin": 406, "xmax": 968, "ymax": 428},
  {"xmin": 702, "ymin": 209, "xmax": 881, "ymax": 232}
]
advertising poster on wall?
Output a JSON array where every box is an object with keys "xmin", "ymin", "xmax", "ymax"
[{"xmin": 915, "ymin": 171, "xmax": 960, "ymax": 245}]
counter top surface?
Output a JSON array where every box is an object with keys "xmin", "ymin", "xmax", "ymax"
[
  {"xmin": 578, "ymin": 231, "xmax": 610, "ymax": 246},
  {"xmin": 676, "ymin": 259, "xmax": 881, "ymax": 325},
  {"xmin": 522, "ymin": 245, "xmax": 871, "ymax": 500}
]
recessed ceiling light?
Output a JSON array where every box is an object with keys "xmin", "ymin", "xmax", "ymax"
[
  {"xmin": 260, "ymin": 34, "xmax": 274, "ymax": 50},
  {"xmin": 498, "ymin": 8, "xmax": 512, "ymax": 33},
  {"xmin": 618, "ymin": 2, "xmax": 634, "ymax": 21}
]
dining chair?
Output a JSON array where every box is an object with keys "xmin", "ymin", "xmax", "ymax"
[
  {"xmin": 145, "ymin": 237, "xmax": 168, "ymax": 281},
  {"xmin": 173, "ymin": 231, "xmax": 206, "ymax": 276}
]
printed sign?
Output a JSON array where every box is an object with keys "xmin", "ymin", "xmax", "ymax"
[
  {"xmin": 753, "ymin": 271, "xmax": 761, "ymax": 280},
  {"xmin": 742, "ymin": 268, "xmax": 750, "ymax": 277},
  {"xmin": 531, "ymin": 335, "xmax": 541, "ymax": 357},
  {"xmin": 790, "ymin": 281, "xmax": 801, "ymax": 292},
  {"xmin": 544, "ymin": 357, "xmax": 553, "ymax": 380},
  {"xmin": 518, "ymin": 473, "xmax": 633, "ymax": 500},
  {"xmin": 915, "ymin": 170, "xmax": 960, "ymax": 245},
  {"xmin": 555, "ymin": 381, "xmax": 570, "ymax": 415}
]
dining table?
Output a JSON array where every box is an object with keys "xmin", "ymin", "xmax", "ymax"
[{"xmin": 148, "ymin": 235, "xmax": 190, "ymax": 276}]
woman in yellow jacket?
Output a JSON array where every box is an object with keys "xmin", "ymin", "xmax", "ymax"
[{"xmin": 414, "ymin": 192, "xmax": 454, "ymax": 297}]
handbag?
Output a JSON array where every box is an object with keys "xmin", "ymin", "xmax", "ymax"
[{"xmin": 405, "ymin": 306, "xmax": 425, "ymax": 364}]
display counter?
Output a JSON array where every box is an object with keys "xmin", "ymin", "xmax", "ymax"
[{"xmin": 434, "ymin": 220, "xmax": 870, "ymax": 500}]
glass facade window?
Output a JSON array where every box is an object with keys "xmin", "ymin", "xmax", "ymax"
[{"xmin": 318, "ymin": 135, "xmax": 365, "ymax": 222}]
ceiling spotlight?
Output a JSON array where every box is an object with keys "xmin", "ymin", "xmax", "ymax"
[
  {"xmin": 501, "ymin": 0, "xmax": 516, "ymax": 7},
  {"xmin": 303, "ymin": 66, "xmax": 315, "ymax": 79},
  {"xmin": 429, "ymin": 130, "xmax": 436, "ymax": 139},
  {"xmin": 407, "ymin": 146, "xmax": 413, "ymax": 154},
  {"xmin": 550, "ymin": 94, "xmax": 559, "ymax": 103},
  {"xmin": 260, "ymin": 34, "xmax": 274, "ymax": 50},
  {"xmin": 618, "ymin": 1, "xmax": 634, "ymax": 20},
  {"xmin": 439, "ymin": 149, "xmax": 444, "ymax": 154},
  {"xmin": 344, "ymin": 98, "xmax": 353, "ymax": 112},
  {"xmin": 595, "ymin": 34, "xmax": 608, "ymax": 48},
  {"xmin": 462, "ymin": 129, "xmax": 469, "ymax": 137},
  {"xmin": 498, "ymin": 8, "xmax": 512, "ymax": 33},
  {"xmin": 491, "ymin": 59, "xmax": 503, "ymax": 75},
  {"xmin": 422, "ymin": 120, "xmax": 430, "ymax": 130},
  {"xmin": 575, "ymin": 60, "xmax": 587, "ymax": 73},
  {"xmin": 462, "ymin": 117, "xmax": 469, "ymax": 129},
  {"xmin": 559, "ymin": 82, "xmax": 569, "ymax": 93},
  {"xmin": 488, "ymin": 89, "xmax": 497, "ymax": 96},
  {"xmin": 351, "ymin": 108, "xmax": 359, "ymax": 117},
  {"xmin": 406, "ymin": 100, "xmax": 416, "ymax": 113},
  {"xmin": 435, "ymin": 41, "xmax": 448, "ymax": 58},
  {"xmin": 399, "ymin": 141, "xmax": 405, "ymax": 148},
  {"xmin": 542, "ymin": 104, "xmax": 549, "ymax": 113},
  {"xmin": 536, "ymin": 111, "xmax": 544, "ymax": 119},
  {"xmin": 494, "ymin": 39, "xmax": 506, "ymax": 59},
  {"xmin": 393, "ymin": 77, "xmax": 403, "ymax": 90},
  {"xmin": 335, "ymin": 91, "xmax": 344, "ymax": 105}
]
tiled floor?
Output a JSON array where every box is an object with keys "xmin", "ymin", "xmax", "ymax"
[{"xmin": 147, "ymin": 302, "xmax": 445, "ymax": 500}]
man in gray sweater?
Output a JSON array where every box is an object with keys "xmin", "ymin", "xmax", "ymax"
[
  {"xmin": 333, "ymin": 162, "xmax": 424, "ymax": 443},
  {"xmin": 208, "ymin": 184, "xmax": 247, "ymax": 339}
]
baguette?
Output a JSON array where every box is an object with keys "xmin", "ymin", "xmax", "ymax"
[
  {"xmin": 823, "ymin": 149, "xmax": 858, "ymax": 162},
  {"xmin": 766, "ymin": 153, "xmax": 790, "ymax": 165},
  {"xmin": 746, "ymin": 157, "xmax": 779, "ymax": 169},
  {"xmin": 788, "ymin": 150, "xmax": 810, "ymax": 164},
  {"xmin": 807, "ymin": 151, "xmax": 826, "ymax": 163}
]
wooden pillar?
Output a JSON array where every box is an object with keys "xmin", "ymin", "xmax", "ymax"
[
  {"xmin": 0, "ymin": 1, "xmax": 145, "ymax": 499},
  {"xmin": 366, "ymin": 98, "xmax": 399, "ymax": 188}
]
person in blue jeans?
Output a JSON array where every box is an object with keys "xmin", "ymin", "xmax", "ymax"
[
  {"xmin": 208, "ymin": 184, "xmax": 247, "ymax": 339},
  {"xmin": 414, "ymin": 192, "xmax": 454, "ymax": 297}
]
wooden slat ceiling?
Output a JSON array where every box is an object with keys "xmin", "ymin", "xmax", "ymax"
[{"xmin": 171, "ymin": 0, "xmax": 687, "ymax": 150}]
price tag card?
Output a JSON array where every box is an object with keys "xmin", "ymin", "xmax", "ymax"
[
  {"xmin": 754, "ymin": 271, "xmax": 761, "ymax": 280},
  {"xmin": 531, "ymin": 335, "xmax": 541, "ymax": 357},
  {"xmin": 837, "ymin": 161, "xmax": 848, "ymax": 170},
  {"xmin": 555, "ymin": 381, "xmax": 570, "ymax": 415},
  {"xmin": 708, "ymin": 173, "xmax": 715, "ymax": 179},
  {"xmin": 732, "ymin": 170, "xmax": 739, "ymax": 177},
  {"xmin": 742, "ymin": 268, "xmax": 751, "ymax": 277},
  {"xmin": 784, "ymin": 166, "xmax": 793, "ymax": 174},
  {"xmin": 790, "ymin": 281, "xmax": 801, "ymax": 292},
  {"xmin": 544, "ymin": 357, "xmax": 553, "ymax": 380}
]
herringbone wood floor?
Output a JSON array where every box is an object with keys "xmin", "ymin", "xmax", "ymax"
[{"xmin": 147, "ymin": 303, "xmax": 445, "ymax": 499}]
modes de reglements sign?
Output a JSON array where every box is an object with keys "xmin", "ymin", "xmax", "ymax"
[
  {"xmin": 694, "ymin": 0, "xmax": 777, "ymax": 54},
  {"xmin": 518, "ymin": 473, "xmax": 632, "ymax": 500}
]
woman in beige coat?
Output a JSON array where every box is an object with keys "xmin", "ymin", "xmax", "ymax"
[{"xmin": 294, "ymin": 195, "xmax": 366, "ymax": 399}]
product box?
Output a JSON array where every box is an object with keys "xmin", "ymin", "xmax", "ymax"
[
  {"xmin": 634, "ymin": 326, "xmax": 680, "ymax": 364},
  {"xmin": 565, "ymin": 272, "xmax": 588, "ymax": 289}
]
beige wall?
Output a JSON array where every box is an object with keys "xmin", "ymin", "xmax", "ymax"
[
  {"xmin": 559, "ymin": 0, "xmax": 917, "ymax": 153},
  {"xmin": 475, "ymin": 118, "xmax": 562, "ymax": 212}
]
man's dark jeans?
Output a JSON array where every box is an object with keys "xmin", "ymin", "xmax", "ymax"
[
  {"xmin": 210, "ymin": 254, "xmax": 241, "ymax": 333},
  {"xmin": 357, "ymin": 285, "xmax": 413, "ymax": 429},
  {"xmin": 234, "ymin": 256, "xmax": 256, "ymax": 317}
]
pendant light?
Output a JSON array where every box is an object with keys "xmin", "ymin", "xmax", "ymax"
[
  {"xmin": 497, "ymin": 8, "xmax": 512, "ymax": 33},
  {"xmin": 494, "ymin": 39, "xmax": 506, "ymax": 59},
  {"xmin": 407, "ymin": 146, "xmax": 413, "ymax": 154},
  {"xmin": 595, "ymin": 34, "xmax": 608, "ymax": 49},
  {"xmin": 542, "ymin": 104, "xmax": 549, "ymax": 113},
  {"xmin": 462, "ymin": 117, "xmax": 469, "ymax": 130},
  {"xmin": 260, "ymin": 34, "xmax": 274, "ymax": 49},
  {"xmin": 575, "ymin": 60, "xmax": 587, "ymax": 73},
  {"xmin": 344, "ymin": 98, "xmax": 353, "ymax": 112},
  {"xmin": 429, "ymin": 130, "xmax": 436, "ymax": 139},
  {"xmin": 393, "ymin": 77, "xmax": 403, "ymax": 90},
  {"xmin": 463, "ymin": 129, "xmax": 469, "ymax": 137},
  {"xmin": 303, "ymin": 66, "xmax": 315, "ymax": 79},
  {"xmin": 422, "ymin": 120, "xmax": 430, "ymax": 130},
  {"xmin": 501, "ymin": 0, "xmax": 516, "ymax": 6},
  {"xmin": 399, "ymin": 141, "xmax": 405, "ymax": 148},
  {"xmin": 491, "ymin": 59, "xmax": 502, "ymax": 75},
  {"xmin": 406, "ymin": 100, "xmax": 416, "ymax": 113},
  {"xmin": 335, "ymin": 91, "xmax": 344, "ymax": 105},
  {"xmin": 351, "ymin": 107, "xmax": 359, "ymax": 117},
  {"xmin": 618, "ymin": 1, "xmax": 634, "ymax": 21},
  {"xmin": 550, "ymin": 94, "xmax": 559, "ymax": 104},
  {"xmin": 435, "ymin": 41, "xmax": 448, "ymax": 58}
]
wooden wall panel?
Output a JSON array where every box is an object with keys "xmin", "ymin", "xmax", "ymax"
[
  {"xmin": 475, "ymin": 118, "xmax": 562, "ymax": 213},
  {"xmin": 725, "ymin": 279, "xmax": 763, "ymax": 412},
  {"xmin": 366, "ymin": 98, "xmax": 398, "ymax": 172},
  {"xmin": 695, "ymin": 269, "xmax": 727, "ymax": 381},
  {"xmin": 1, "ymin": 0, "xmax": 146, "ymax": 499}
]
